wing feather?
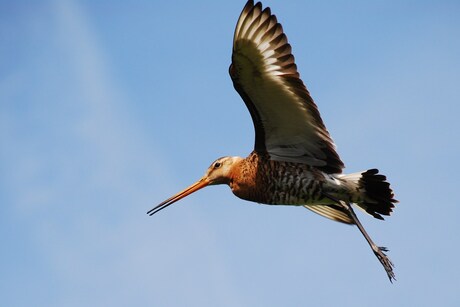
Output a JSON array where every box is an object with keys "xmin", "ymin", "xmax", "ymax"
[
  {"xmin": 230, "ymin": 0, "xmax": 344, "ymax": 174},
  {"xmin": 303, "ymin": 204, "xmax": 354, "ymax": 224}
]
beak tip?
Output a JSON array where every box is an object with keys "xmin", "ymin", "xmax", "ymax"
[{"xmin": 147, "ymin": 178, "xmax": 209, "ymax": 218}]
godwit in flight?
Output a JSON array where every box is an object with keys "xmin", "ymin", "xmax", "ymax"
[{"xmin": 148, "ymin": 0, "xmax": 398, "ymax": 282}]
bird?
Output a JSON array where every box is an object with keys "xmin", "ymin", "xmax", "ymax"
[{"xmin": 148, "ymin": 0, "xmax": 398, "ymax": 282}]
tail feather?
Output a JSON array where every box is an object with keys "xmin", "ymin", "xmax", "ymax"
[{"xmin": 343, "ymin": 169, "xmax": 397, "ymax": 220}]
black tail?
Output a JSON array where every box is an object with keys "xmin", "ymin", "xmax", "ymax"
[{"xmin": 357, "ymin": 169, "xmax": 398, "ymax": 220}]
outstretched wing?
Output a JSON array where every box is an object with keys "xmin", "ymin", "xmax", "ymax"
[{"xmin": 230, "ymin": 0, "xmax": 344, "ymax": 174}]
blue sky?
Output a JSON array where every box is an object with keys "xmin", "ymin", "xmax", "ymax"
[{"xmin": 1, "ymin": 0, "xmax": 459, "ymax": 306}]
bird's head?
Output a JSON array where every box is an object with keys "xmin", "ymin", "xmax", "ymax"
[
  {"xmin": 147, "ymin": 156, "xmax": 243, "ymax": 216},
  {"xmin": 204, "ymin": 156, "xmax": 242, "ymax": 185}
]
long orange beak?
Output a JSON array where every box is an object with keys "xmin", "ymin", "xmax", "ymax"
[{"xmin": 147, "ymin": 178, "xmax": 210, "ymax": 216}]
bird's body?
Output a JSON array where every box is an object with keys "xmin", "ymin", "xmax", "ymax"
[
  {"xmin": 148, "ymin": 0, "xmax": 398, "ymax": 282},
  {"xmin": 229, "ymin": 151, "xmax": 328, "ymax": 206},
  {"xmin": 206, "ymin": 152, "xmax": 392, "ymax": 225},
  {"xmin": 222, "ymin": 152, "xmax": 337, "ymax": 206}
]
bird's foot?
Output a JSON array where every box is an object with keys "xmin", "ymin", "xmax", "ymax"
[{"xmin": 373, "ymin": 245, "xmax": 396, "ymax": 282}]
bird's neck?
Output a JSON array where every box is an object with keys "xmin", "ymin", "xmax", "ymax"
[{"xmin": 228, "ymin": 152, "xmax": 264, "ymax": 201}]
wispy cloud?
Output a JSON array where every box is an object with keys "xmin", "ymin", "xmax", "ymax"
[{"xmin": 1, "ymin": 0, "xmax": 242, "ymax": 305}]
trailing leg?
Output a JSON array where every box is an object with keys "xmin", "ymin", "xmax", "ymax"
[{"xmin": 325, "ymin": 194, "xmax": 395, "ymax": 282}]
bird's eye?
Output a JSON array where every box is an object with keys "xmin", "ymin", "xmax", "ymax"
[{"xmin": 214, "ymin": 162, "xmax": 221, "ymax": 168}]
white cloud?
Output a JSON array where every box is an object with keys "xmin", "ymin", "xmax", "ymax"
[{"xmin": 1, "ymin": 0, "xmax": 242, "ymax": 305}]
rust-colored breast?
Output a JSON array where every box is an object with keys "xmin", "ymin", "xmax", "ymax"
[
  {"xmin": 229, "ymin": 152, "xmax": 262, "ymax": 202},
  {"xmin": 230, "ymin": 151, "xmax": 326, "ymax": 205}
]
